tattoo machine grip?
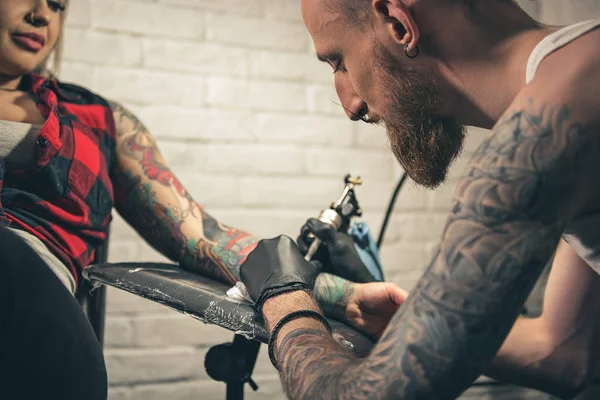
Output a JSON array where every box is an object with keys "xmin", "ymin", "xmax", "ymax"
[{"xmin": 304, "ymin": 174, "xmax": 363, "ymax": 262}]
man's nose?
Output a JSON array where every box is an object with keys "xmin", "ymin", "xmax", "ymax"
[{"xmin": 334, "ymin": 73, "xmax": 368, "ymax": 121}]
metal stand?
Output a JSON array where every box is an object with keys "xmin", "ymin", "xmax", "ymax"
[{"xmin": 204, "ymin": 334, "xmax": 261, "ymax": 400}]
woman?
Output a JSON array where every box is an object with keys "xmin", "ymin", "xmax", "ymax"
[
  {"xmin": 0, "ymin": 1, "xmax": 259, "ymax": 398},
  {"xmin": 0, "ymin": 1, "xmax": 406, "ymax": 399}
]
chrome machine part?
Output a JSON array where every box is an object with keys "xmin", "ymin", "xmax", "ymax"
[{"xmin": 304, "ymin": 174, "xmax": 363, "ymax": 262}]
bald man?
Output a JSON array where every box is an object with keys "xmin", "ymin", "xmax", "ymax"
[{"xmin": 238, "ymin": 1, "xmax": 600, "ymax": 399}]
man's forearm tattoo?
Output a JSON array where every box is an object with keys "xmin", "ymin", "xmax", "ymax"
[
  {"xmin": 313, "ymin": 273, "xmax": 355, "ymax": 320},
  {"xmin": 274, "ymin": 101, "xmax": 598, "ymax": 399},
  {"xmin": 110, "ymin": 102, "xmax": 257, "ymax": 284}
]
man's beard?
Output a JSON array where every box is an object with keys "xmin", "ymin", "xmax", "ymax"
[{"xmin": 373, "ymin": 42, "xmax": 466, "ymax": 189}]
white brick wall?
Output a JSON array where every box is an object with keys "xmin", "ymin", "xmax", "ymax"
[{"xmin": 56, "ymin": 1, "xmax": 599, "ymax": 399}]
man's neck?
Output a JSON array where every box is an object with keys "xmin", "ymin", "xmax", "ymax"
[
  {"xmin": 423, "ymin": 2, "xmax": 553, "ymax": 129},
  {"xmin": 446, "ymin": 29, "xmax": 555, "ymax": 129}
]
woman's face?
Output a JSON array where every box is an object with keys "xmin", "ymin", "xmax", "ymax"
[{"xmin": 0, "ymin": 0, "xmax": 66, "ymax": 78}]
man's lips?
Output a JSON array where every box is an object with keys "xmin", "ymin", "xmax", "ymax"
[{"xmin": 11, "ymin": 32, "xmax": 46, "ymax": 52}]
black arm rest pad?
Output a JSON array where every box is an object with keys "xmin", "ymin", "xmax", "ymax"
[{"xmin": 84, "ymin": 262, "xmax": 374, "ymax": 356}]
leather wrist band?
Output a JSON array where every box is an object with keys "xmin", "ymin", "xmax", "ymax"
[
  {"xmin": 268, "ymin": 310, "xmax": 332, "ymax": 370},
  {"xmin": 255, "ymin": 283, "xmax": 310, "ymax": 317}
]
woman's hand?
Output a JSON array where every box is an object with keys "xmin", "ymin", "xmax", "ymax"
[{"xmin": 344, "ymin": 281, "xmax": 409, "ymax": 340}]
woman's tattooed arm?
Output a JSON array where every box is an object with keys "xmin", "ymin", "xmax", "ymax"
[
  {"xmin": 110, "ymin": 101, "xmax": 257, "ymax": 284},
  {"xmin": 266, "ymin": 100, "xmax": 600, "ymax": 399},
  {"xmin": 108, "ymin": 101, "xmax": 365, "ymax": 316}
]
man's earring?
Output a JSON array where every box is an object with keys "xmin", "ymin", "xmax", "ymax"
[{"xmin": 404, "ymin": 44, "xmax": 419, "ymax": 59}]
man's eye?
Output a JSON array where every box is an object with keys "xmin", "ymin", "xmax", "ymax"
[{"xmin": 47, "ymin": 0, "xmax": 67, "ymax": 12}]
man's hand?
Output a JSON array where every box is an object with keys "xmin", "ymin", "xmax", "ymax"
[
  {"xmin": 345, "ymin": 282, "xmax": 409, "ymax": 339},
  {"xmin": 240, "ymin": 235, "xmax": 319, "ymax": 313},
  {"xmin": 298, "ymin": 218, "xmax": 375, "ymax": 283}
]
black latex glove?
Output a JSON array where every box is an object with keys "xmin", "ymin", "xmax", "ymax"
[
  {"xmin": 240, "ymin": 235, "xmax": 319, "ymax": 315},
  {"xmin": 297, "ymin": 218, "xmax": 375, "ymax": 283}
]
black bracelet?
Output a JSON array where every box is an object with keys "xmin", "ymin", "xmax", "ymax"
[{"xmin": 268, "ymin": 310, "xmax": 332, "ymax": 370}]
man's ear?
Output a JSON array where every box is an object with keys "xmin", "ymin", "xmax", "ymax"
[{"xmin": 371, "ymin": 0, "xmax": 420, "ymax": 52}]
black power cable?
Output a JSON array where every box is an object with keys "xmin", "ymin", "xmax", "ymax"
[{"xmin": 376, "ymin": 172, "xmax": 408, "ymax": 249}]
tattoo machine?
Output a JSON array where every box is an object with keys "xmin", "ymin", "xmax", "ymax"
[{"xmin": 304, "ymin": 174, "xmax": 363, "ymax": 262}]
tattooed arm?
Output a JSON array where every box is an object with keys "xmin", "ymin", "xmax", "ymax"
[
  {"xmin": 262, "ymin": 98, "xmax": 600, "ymax": 400},
  {"xmin": 314, "ymin": 273, "xmax": 408, "ymax": 339},
  {"xmin": 109, "ymin": 101, "xmax": 257, "ymax": 283},
  {"xmin": 108, "ymin": 101, "xmax": 369, "ymax": 317}
]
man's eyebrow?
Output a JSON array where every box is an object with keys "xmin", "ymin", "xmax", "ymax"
[{"xmin": 316, "ymin": 51, "xmax": 342, "ymax": 63}]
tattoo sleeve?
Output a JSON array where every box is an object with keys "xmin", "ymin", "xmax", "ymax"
[
  {"xmin": 109, "ymin": 101, "xmax": 257, "ymax": 284},
  {"xmin": 274, "ymin": 101, "xmax": 599, "ymax": 399},
  {"xmin": 313, "ymin": 273, "xmax": 355, "ymax": 320},
  {"xmin": 108, "ymin": 101, "xmax": 364, "ymax": 308}
]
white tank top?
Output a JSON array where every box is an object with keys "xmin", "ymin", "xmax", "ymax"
[{"xmin": 525, "ymin": 20, "xmax": 600, "ymax": 274}]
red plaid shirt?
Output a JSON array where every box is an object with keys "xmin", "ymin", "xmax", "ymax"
[{"xmin": 0, "ymin": 74, "xmax": 116, "ymax": 284}]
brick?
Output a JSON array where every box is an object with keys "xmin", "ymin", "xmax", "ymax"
[
  {"xmin": 106, "ymin": 240, "xmax": 140, "ymax": 263},
  {"xmin": 131, "ymin": 315, "xmax": 235, "ymax": 347},
  {"xmin": 379, "ymin": 243, "xmax": 431, "ymax": 274},
  {"xmin": 207, "ymin": 78, "xmax": 306, "ymax": 112},
  {"xmin": 108, "ymin": 387, "xmax": 132, "ymax": 400},
  {"xmin": 384, "ymin": 213, "xmax": 448, "ymax": 244},
  {"xmin": 253, "ymin": 113, "xmax": 353, "ymax": 146},
  {"xmin": 445, "ymin": 152, "xmax": 472, "ymax": 182},
  {"xmin": 104, "ymin": 348, "xmax": 204, "ymax": 385},
  {"xmin": 158, "ymin": 0, "xmax": 264, "ymax": 16},
  {"xmin": 245, "ymin": 377, "xmax": 286, "ymax": 400},
  {"xmin": 63, "ymin": 30, "xmax": 142, "ymax": 67},
  {"xmin": 94, "ymin": 1, "xmax": 204, "ymax": 39},
  {"xmin": 538, "ymin": 0, "xmax": 600, "ymax": 25},
  {"xmin": 239, "ymin": 176, "xmax": 344, "ymax": 208},
  {"xmin": 136, "ymin": 242, "xmax": 172, "ymax": 264},
  {"xmin": 354, "ymin": 122, "xmax": 390, "ymax": 150},
  {"xmin": 143, "ymin": 40, "xmax": 248, "ymax": 77},
  {"xmin": 395, "ymin": 180, "xmax": 429, "ymax": 213},
  {"xmin": 462, "ymin": 126, "xmax": 490, "ymax": 154},
  {"xmin": 132, "ymin": 106, "xmax": 254, "ymax": 142},
  {"xmin": 64, "ymin": 0, "xmax": 91, "ymax": 28},
  {"xmin": 305, "ymin": 148, "xmax": 395, "ymax": 181},
  {"xmin": 207, "ymin": 208, "xmax": 316, "ymax": 239},
  {"xmin": 202, "ymin": 144, "xmax": 305, "ymax": 175},
  {"xmin": 105, "ymin": 316, "xmax": 134, "ymax": 348},
  {"xmin": 153, "ymin": 141, "xmax": 208, "ymax": 172},
  {"xmin": 249, "ymin": 50, "xmax": 331, "ymax": 83},
  {"xmin": 94, "ymin": 68, "xmax": 205, "ymax": 107},
  {"xmin": 106, "ymin": 286, "xmax": 175, "ymax": 315},
  {"xmin": 58, "ymin": 62, "xmax": 94, "ymax": 88},
  {"xmin": 177, "ymin": 174, "xmax": 241, "ymax": 207},
  {"xmin": 387, "ymin": 270, "xmax": 423, "ymax": 292},
  {"xmin": 128, "ymin": 381, "xmax": 216, "ymax": 400},
  {"xmin": 263, "ymin": 0, "xmax": 304, "ymax": 22},
  {"xmin": 428, "ymin": 179, "xmax": 459, "ymax": 211},
  {"xmin": 365, "ymin": 179, "xmax": 429, "ymax": 213},
  {"xmin": 307, "ymin": 84, "xmax": 347, "ymax": 116},
  {"xmin": 206, "ymin": 13, "xmax": 308, "ymax": 52}
]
